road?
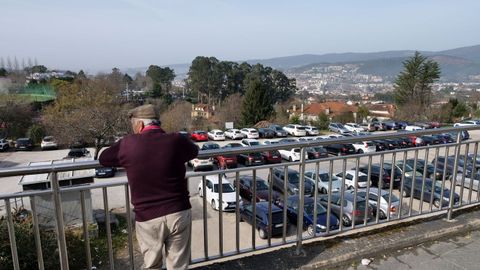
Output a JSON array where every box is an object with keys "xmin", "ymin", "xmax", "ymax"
[{"xmin": 345, "ymin": 229, "xmax": 480, "ymax": 270}]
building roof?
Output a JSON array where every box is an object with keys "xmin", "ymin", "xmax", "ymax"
[{"xmin": 304, "ymin": 102, "xmax": 358, "ymax": 116}]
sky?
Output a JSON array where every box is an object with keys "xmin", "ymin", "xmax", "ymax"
[{"xmin": 1, "ymin": 0, "xmax": 479, "ymax": 72}]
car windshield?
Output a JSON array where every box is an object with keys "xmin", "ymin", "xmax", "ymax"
[
  {"xmin": 314, "ymin": 147, "xmax": 327, "ymax": 153},
  {"xmin": 256, "ymin": 180, "xmax": 269, "ymax": 191},
  {"xmin": 287, "ymin": 172, "xmax": 300, "ymax": 184},
  {"xmin": 293, "ymin": 148, "xmax": 301, "ymax": 153},
  {"xmin": 203, "ymin": 144, "xmax": 219, "ymax": 150},
  {"xmin": 337, "ymin": 123, "xmax": 345, "ymax": 128},
  {"xmin": 318, "ymin": 173, "xmax": 339, "ymax": 182},
  {"xmin": 43, "ymin": 137, "xmax": 54, "ymax": 142},
  {"xmin": 304, "ymin": 202, "xmax": 327, "ymax": 215},
  {"xmin": 214, "ymin": 184, "xmax": 235, "ymax": 193},
  {"xmin": 382, "ymin": 193, "xmax": 399, "ymax": 203},
  {"xmin": 297, "ymin": 126, "xmax": 306, "ymax": 130},
  {"xmin": 249, "ymin": 141, "xmax": 260, "ymax": 146},
  {"xmin": 358, "ymin": 175, "xmax": 368, "ymax": 182}
]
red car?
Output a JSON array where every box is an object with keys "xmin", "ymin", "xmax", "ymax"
[
  {"xmin": 215, "ymin": 154, "xmax": 238, "ymax": 169},
  {"xmin": 261, "ymin": 150, "xmax": 282, "ymax": 164},
  {"xmin": 191, "ymin": 130, "xmax": 208, "ymax": 141}
]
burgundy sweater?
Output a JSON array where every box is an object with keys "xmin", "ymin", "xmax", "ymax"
[{"xmin": 99, "ymin": 128, "xmax": 198, "ymax": 222}]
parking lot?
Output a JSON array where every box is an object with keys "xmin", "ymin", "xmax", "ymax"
[{"xmin": 1, "ymin": 128, "xmax": 480, "ymax": 261}]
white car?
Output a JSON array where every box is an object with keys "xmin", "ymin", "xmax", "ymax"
[
  {"xmin": 405, "ymin": 125, "xmax": 423, "ymax": 131},
  {"xmin": 224, "ymin": 129, "xmax": 244, "ymax": 140},
  {"xmin": 336, "ymin": 170, "xmax": 370, "ymax": 189},
  {"xmin": 207, "ymin": 129, "xmax": 225, "ymax": 141},
  {"xmin": 356, "ymin": 188, "xmax": 400, "ymax": 219},
  {"xmin": 453, "ymin": 120, "xmax": 480, "ymax": 127},
  {"xmin": 0, "ymin": 138, "xmax": 10, "ymax": 151},
  {"xmin": 188, "ymin": 157, "xmax": 214, "ymax": 171},
  {"xmin": 344, "ymin": 123, "xmax": 366, "ymax": 133},
  {"xmin": 241, "ymin": 139, "xmax": 261, "ymax": 147},
  {"xmin": 304, "ymin": 125, "xmax": 319, "ymax": 136},
  {"xmin": 298, "ymin": 137, "xmax": 315, "ymax": 142},
  {"xmin": 283, "ymin": 124, "xmax": 307, "ymax": 137},
  {"xmin": 240, "ymin": 128, "xmax": 259, "ymax": 139},
  {"xmin": 351, "ymin": 141, "xmax": 376, "ymax": 154},
  {"xmin": 304, "ymin": 169, "xmax": 342, "ymax": 193},
  {"xmin": 41, "ymin": 136, "xmax": 58, "ymax": 150},
  {"xmin": 198, "ymin": 175, "xmax": 237, "ymax": 211},
  {"xmin": 278, "ymin": 148, "xmax": 308, "ymax": 162}
]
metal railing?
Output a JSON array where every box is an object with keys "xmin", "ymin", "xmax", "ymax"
[{"xmin": 0, "ymin": 126, "xmax": 479, "ymax": 269}]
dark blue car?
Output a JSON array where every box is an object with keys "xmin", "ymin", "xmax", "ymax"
[
  {"xmin": 240, "ymin": 201, "xmax": 285, "ymax": 239},
  {"xmin": 282, "ymin": 195, "xmax": 339, "ymax": 236}
]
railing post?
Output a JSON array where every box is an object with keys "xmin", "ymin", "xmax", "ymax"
[
  {"xmin": 5, "ymin": 199, "xmax": 20, "ymax": 270},
  {"xmin": 447, "ymin": 132, "xmax": 462, "ymax": 220},
  {"xmin": 51, "ymin": 171, "xmax": 70, "ymax": 270},
  {"xmin": 295, "ymin": 147, "xmax": 306, "ymax": 255}
]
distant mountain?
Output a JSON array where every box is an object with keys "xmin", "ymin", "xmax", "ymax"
[{"xmin": 123, "ymin": 44, "xmax": 480, "ymax": 81}]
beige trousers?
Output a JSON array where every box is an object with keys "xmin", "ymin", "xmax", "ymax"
[{"xmin": 135, "ymin": 209, "xmax": 191, "ymax": 270}]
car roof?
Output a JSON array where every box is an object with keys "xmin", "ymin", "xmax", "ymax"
[
  {"xmin": 205, "ymin": 175, "xmax": 230, "ymax": 184},
  {"xmin": 343, "ymin": 170, "xmax": 367, "ymax": 176},
  {"xmin": 239, "ymin": 175, "xmax": 267, "ymax": 182},
  {"xmin": 305, "ymin": 169, "xmax": 330, "ymax": 174}
]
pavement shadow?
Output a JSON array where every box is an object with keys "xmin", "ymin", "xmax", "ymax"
[{"xmin": 0, "ymin": 161, "xmax": 20, "ymax": 168}]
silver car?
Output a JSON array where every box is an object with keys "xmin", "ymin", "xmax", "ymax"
[
  {"xmin": 304, "ymin": 169, "xmax": 342, "ymax": 193},
  {"xmin": 355, "ymin": 188, "xmax": 400, "ymax": 219}
]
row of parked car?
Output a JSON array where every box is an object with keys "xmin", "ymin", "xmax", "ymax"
[
  {"xmin": 199, "ymin": 158, "xmax": 465, "ymax": 237},
  {"xmin": 0, "ymin": 136, "xmax": 59, "ymax": 152}
]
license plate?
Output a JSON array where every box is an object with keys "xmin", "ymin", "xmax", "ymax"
[
  {"xmin": 226, "ymin": 160, "xmax": 233, "ymax": 163},
  {"xmin": 275, "ymin": 224, "xmax": 283, "ymax": 228},
  {"xmin": 254, "ymin": 160, "xmax": 262, "ymax": 163},
  {"xmin": 272, "ymin": 156, "xmax": 279, "ymax": 158}
]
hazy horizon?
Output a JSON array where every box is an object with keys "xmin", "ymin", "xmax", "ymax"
[{"xmin": 1, "ymin": 0, "xmax": 479, "ymax": 72}]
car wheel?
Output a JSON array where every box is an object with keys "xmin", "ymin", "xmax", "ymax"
[
  {"xmin": 259, "ymin": 228, "xmax": 268, "ymax": 239},
  {"xmin": 347, "ymin": 185, "xmax": 354, "ymax": 190},
  {"xmin": 342, "ymin": 215, "xmax": 351, "ymax": 226},
  {"xmin": 289, "ymin": 156, "xmax": 293, "ymax": 162},
  {"xmin": 379, "ymin": 210, "xmax": 387, "ymax": 220},
  {"xmin": 433, "ymin": 199, "xmax": 441, "ymax": 208},
  {"xmin": 320, "ymin": 187, "xmax": 327, "ymax": 194},
  {"xmin": 211, "ymin": 200, "xmax": 217, "ymax": 210},
  {"xmin": 307, "ymin": 225, "xmax": 315, "ymax": 236},
  {"xmin": 198, "ymin": 188, "xmax": 203, "ymax": 197},
  {"xmin": 358, "ymin": 149, "xmax": 364, "ymax": 154},
  {"xmin": 402, "ymin": 189, "xmax": 409, "ymax": 197}
]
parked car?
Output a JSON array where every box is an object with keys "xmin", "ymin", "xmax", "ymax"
[
  {"xmin": 241, "ymin": 139, "xmax": 261, "ymax": 147},
  {"xmin": 237, "ymin": 152, "xmax": 265, "ymax": 166},
  {"xmin": 305, "ymin": 146, "xmax": 328, "ymax": 159},
  {"xmin": 95, "ymin": 167, "xmax": 116, "ymax": 178},
  {"xmin": 433, "ymin": 134, "xmax": 454, "ymax": 144},
  {"xmin": 404, "ymin": 125, "xmax": 423, "ymax": 131},
  {"xmin": 414, "ymin": 122, "xmax": 433, "ymax": 129},
  {"xmin": 323, "ymin": 143, "xmax": 356, "ymax": 156},
  {"xmin": 67, "ymin": 147, "xmax": 90, "ymax": 158},
  {"xmin": 40, "ymin": 136, "xmax": 58, "ymax": 150},
  {"xmin": 396, "ymin": 121, "xmax": 409, "ymax": 130},
  {"xmin": 0, "ymin": 138, "xmax": 10, "ymax": 151},
  {"xmin": 261, "ymin": 149, "xmax": 282, "ymax": 164},
  {"xmin": 400, "ymin": 159, "xmax": 444, "ymax": 180},
  {"xmin": 304, "ymin": 126, "xmax": 320, "ymax": 136},
  {"xmin": 240, "ymin": 202, "xmax": 285, "ymax": 239},
  {"xmin": 223, "ymin": 142, "xmax": 244, "ymax": 149},
  {"xmin": 356, "ymin": 164, "xmax": 400, "ymax": 188},
  {"xmin": 446, "ymin": 130, "xmax": 470, "ymax": 141},
  {"xmin": 198, "ymin": 175, "xmax": 236, "ymax": 211},
  {"xmin": 281, "ymin": 195, "xmax": 340, "ymax": 235},
  {"xmin": 328, "ymin": 122, "xmax": 351, "ymax": 134},
  {"xmin": 258, "ymin": 128, "xmax": 276, "ymax": 138},
  {"xmin": 278, "ymin": 138, "xmax": 298, "ymax": 144},
  {"xmin": 268, "ymin": 124, "xmax": 288, "ymax": 137},
  {"xmin": 355, "ymin": 188, "xmax": 400, "ymax": 219},
  {"xmin": 383, "ymin": 121, "xmax": 399, "ymax": 130},
  {"xmin": 283, "ymin": 124, "xmax": 307, "ymax": 137},
  {"xmin": 453, "ymin": 120, "xmax": 479, "ymax": 127},
  {"xmin": 235, "ymin": 175, "xmax": 281, "ymax": 203},
  {"xmin": 270, "ymin": 167, "xmax": 314, "ymax": 196},
  {"xmin": 207, "ymin": 129, "xmax": 225, "ymax": 141},
  {"xmin": 453, "ymin": 172, "xmax": 480, "ymax": 191},
  {"xmin": 382, "ymin": 139, "xmax": 402, "ymax": 149},
  {"xmin": 351, "ymin": 141, "xmax": 376, "ymax": 154},
  {"xmin": 318, "ymin": 193, "xmax": 373, "ymax": 226},
  {"xmin": 178, "ymin": 131, "xmax": 190, "ymax": 139},
  {"xmin": 216, "ymin": 149, "xmax": 238, "ymax": 169},
  {"xmin": 369, "ymin": 119, "xmax": 386, "ymax": 131},
  {"xmin": 304, "ymin": 169, "xmax": 342, "ymax": 193},
  {"xmin": 201, "ymin": 142, "xmax": 220, "ymax": 150},
  {"xmin": 191, "ymin": 130, "xmax": 209, "ymax": 141},
  {"xmin": 241, "ymin": 128, "xmax": 259, "ymax": 139},
  {"xmin": 420, "ymin": 135, "xmax": 440, "ymax": 145},
  {"xmin": 344, "ymin": 123, "xmax": 366, "ymax": 133},
  {"xmin": 359, "ymin": 123, "xmax": 376, "ymax": 132},
  {"xmin": 371, "ymin": 140, "xmax": 388, "ymax": 151},
  {"xmin": 431, "ymin": 156, "xmax": 478, "ymax": 177},
  {"xmin": 335, "ymin": 170, "xmax": 370, "ymax": 189},
  {"xmin": 278, "ymin": 147, "xmax": 308, "ymax": 162},
  {"xmin": 402, "ymin": 177, "xmax": 460, "ymax": 208},
  {"xmin": 188, "ymin": 157, "xmax": 214, "ymax": 171},
  {"xmin": 225, "ymin": 129, "xmax": 244, "ymax": 140},
  {"xmin": 15, "ymin": 138, "xmax": 33, "ymax": 151}
]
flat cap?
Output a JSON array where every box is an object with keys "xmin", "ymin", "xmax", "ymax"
[{"xmin": 128, "ymin": 104, "xmax": 158, "ymax": 119}]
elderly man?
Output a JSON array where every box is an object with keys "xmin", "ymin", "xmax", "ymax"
[{"xmin": 99, "ymin": 104, "xmax": 198, "ymax": 269}]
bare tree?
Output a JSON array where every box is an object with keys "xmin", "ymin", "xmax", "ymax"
[
  {"xmin": 215, "ymin": 93, "xmax": 243, "ymax": 127},
  {"xmin": 0, "ymin": 94, "xmax": 33, "ymax": 138},
  {"xmin": 42, "ymin": 76, "xmax": 132, "ymax": 159},
  {"xmin": 160, "ymin": 101, "xmax": 193, "ymax": 132}
]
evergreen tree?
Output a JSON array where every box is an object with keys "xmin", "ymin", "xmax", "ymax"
[{"xmin": 241, "ymin": 76, "xmax": 275, "ymax": 126}]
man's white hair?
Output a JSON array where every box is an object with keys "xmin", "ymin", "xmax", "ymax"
[{"xmin": 134, "ymin": 118, "xmax": 156, "ymax": 126}]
